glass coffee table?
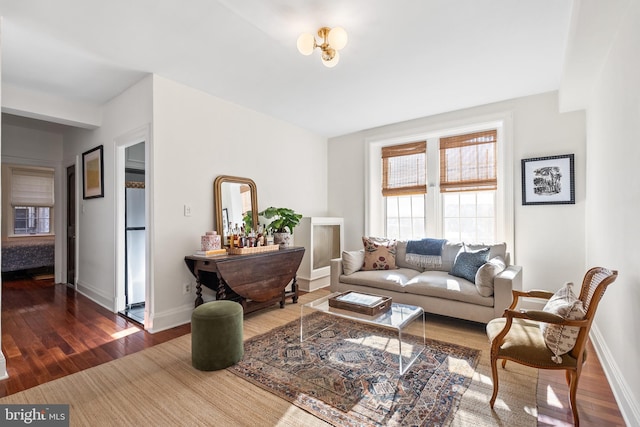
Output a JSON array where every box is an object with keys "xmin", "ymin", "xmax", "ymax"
[{"xmin": 300, "ymin": 292, "xmax": 425, "ymax": 375}]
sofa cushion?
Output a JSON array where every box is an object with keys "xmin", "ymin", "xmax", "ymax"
[
  {"xmin": 362, "ymin": 237, "xmax": 397, "ymax": 271},
  {"xmin": 339, "ymin": 268, "xmax": 420, "ymax": 293},
  {"xmin": 449, "ymin": 247, "xmax": 490, "ymax": 283},
  {"xmin": 432, "ymin": 241, "xmax": 464, "ymax": 272},
  {"xmin": 342, "ymin": 250, "xmax": 364, "ymax": 275},
  {"xmin": 404, "ymin": 271, "xmax": 494, "ymax": 307},
  {"xmin": 475, "ymin": 256, "xmax": 507, "ymax": 297},
  {"xmin": 395, "ymin": 241, "xmax": 424, "ymax": 271},
  {"xmin": 464, "ymin": 242, "xmax": 507, "ymax": 261},
  {"xmin": 405, "ymin": 238, "xmax": 447, "ymax": 268},
  {"xmin": 540, "ymin": 282, "xmax": 586, "ymax": 364}
]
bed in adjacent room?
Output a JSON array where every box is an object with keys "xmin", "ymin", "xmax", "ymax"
[{"xmin": 1, "ymin": 237, "xmax": 55, "ymax": 273}]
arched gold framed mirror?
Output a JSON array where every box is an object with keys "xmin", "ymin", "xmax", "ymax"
[{"xmin": 213, "ymin": 175, "xmax": 258, "ymax": 241}]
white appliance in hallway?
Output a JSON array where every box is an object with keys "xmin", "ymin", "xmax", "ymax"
[{"xmin": 125, "ymin": 184, "xmax": 145, "ymax": 307}]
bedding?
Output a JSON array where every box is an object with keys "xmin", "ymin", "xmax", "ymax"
[{"xmin": 1, "ymin": 237, "xmax": 55, "ymax": 273}]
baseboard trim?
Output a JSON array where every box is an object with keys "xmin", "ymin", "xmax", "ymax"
[
  {"xmin": 147, "ymin": 303, "xmax": 193, "ymax": 334},
  {"xmin": 297, "ymin": 276, "xmax": 330, "ymax": 292},
  {"xmin": 76, "ymin": 280, "xmax": 115, "ymax": 311},
  {"xmin": 590, "ymin": 324, "xmax": 639, "ymax": 427}
]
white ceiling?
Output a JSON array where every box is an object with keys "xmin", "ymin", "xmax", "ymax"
[{"xmin": 0, "ymin": 0, "xmax": 574, "ymax": 137}]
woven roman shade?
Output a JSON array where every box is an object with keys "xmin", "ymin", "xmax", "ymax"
[
  {"xmin": 10, "ymin": 167, "xmax": 55, "ymax": 207},
  {"xmin": 381, "ymin": 141, "xmax": 427, "ymax": 197},
  {"xmin": 439, "ymin": 130, "xmax": 497, "ymax": 192}
]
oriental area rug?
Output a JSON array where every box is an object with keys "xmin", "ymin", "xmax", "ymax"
[{"xmin": 229, "ymin": 311, "xmax": 480, "ymax": 426}]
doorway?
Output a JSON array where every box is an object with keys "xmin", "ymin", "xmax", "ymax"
[
  {"xmin": 122, "ymin": 160, "xmax": 145, "ymax": 324},
  {"xmin": 115, "ymin": 126, "xmax": 150, "ymax": 327},
  {"xmin": 66, "ymin": 165, "xmax": 76, "ymax": 286},
  {"xmin": 119, "ymin": 142, "xmax": 146, "ymax": 324}
]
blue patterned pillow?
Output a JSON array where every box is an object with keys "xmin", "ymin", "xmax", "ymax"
[{"xmin": 449, "ymin": 248, "xmax": 490, "ymax": 283}]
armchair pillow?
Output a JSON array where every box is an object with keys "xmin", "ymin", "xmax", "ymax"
[
  {"xmin": 361, "ymin": 237, "xmax": 397, "ymax": 271},
  {"xmin": 540, "ymin": 282, "xmax": 586, "ymax": 364}
]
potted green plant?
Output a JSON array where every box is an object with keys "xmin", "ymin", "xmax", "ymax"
[{"xmin": 258, "ymin": 207, "xmax": 302, "ymax": 247}]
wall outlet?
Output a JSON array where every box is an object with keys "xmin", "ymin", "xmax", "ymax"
[
  {"xmin": 184, "ymin": 204, "xmax": 192, "ymax": 217},
  {"xmin": 183, "ymin": 282, "xmax": 192, "ymax": 295}
]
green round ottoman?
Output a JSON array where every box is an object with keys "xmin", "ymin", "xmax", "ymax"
[{"xmin": 191, "ymin": 300, "xmax": 244, "ymax": 371}]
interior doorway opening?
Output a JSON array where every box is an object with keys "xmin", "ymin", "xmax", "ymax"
[
  {"xmin": 115, "ymin": 128, "xmax": 149, "ymax": 327},
  {"xmin": 121, "ymin": 152, "xmax": 145, "ymax": 324}
]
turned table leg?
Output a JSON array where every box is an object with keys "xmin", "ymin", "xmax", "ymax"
[
  {"xmin": 291, "ymin": 275, "xmax": 299, "ymax": 304},
  {"xmin": 194, "ymin": 279, "xmax": 204, "ymax": 308}
]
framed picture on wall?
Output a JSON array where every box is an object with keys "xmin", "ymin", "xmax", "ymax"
[
  {"xmin": 83, "ymin": 145, "xmax": 104, "ymax": 199},
  {"xmin": 522, "ymin": 154, "xmax": 575, "ymax": 205}
]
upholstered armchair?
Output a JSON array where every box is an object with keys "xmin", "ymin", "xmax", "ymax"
[{"xmin": 486, "ymin": 267, "xmax": 618, "ymax": 426}]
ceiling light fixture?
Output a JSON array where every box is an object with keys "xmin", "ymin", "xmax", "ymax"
[{"xmin": 297, "ymin": 26, "xmax": 348, "ymax": 68}]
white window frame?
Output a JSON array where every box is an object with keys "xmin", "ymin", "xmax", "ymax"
[{"xmin": 365, "ymin": 114, "xmax": 514, "ymax": 251}]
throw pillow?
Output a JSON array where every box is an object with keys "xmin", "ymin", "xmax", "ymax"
[
  {"xmin": 342, "ymin": 250, "xmax": 365, "ymax": 275},
  {"xmin": 361, "ymin": 237, "xmax": 397, "ymax": 271},
  {"xmin": 540, "ymin": 282, "xmax": 586, "ymax": 364},
  {"xmin": 474, "ymin": 256, "xmax": 507, "ymax": 297},
  {"xmin": 449, "ymin": 247, "xmax": 490, "ymax": 283}
]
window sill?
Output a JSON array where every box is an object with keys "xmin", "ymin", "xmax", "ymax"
[{"xmin": 8, "ymin": 234, "xmax": 55, "ymax": 239}]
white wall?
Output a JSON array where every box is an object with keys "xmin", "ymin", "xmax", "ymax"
[
  {"xmin": 62, "ymin": 75, "xmax": 153, "ymax": 309},
  {"xmin": 583, "ymin": 1, "xmax": 640, "ymax": 424},
  {"xmin": 328, "ymin": 91, "xmax": 586, "ymax": 293},
  {"xmin": 149, "ymin": 75, "xmax": 328, "ymax": 331},
  {"xmin": 1, "ymin": 118, "xmax": 64, "ymax": 161}
]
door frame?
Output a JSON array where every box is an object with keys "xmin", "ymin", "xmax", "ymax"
[
  {"xmin": 66, "ymin": 164, "xmax": 77, "ymax": 286},
  {"xmin": 115, "ymin": 125, "xmax": 151, "ymax": 328}
]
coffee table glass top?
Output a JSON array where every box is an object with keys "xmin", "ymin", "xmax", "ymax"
[{"xmin": 301, "ymin": 292, "xmax": 423, "ymax": 330}]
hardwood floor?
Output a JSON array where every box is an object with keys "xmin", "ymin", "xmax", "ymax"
[
  {"xmin": 0, "ymin": 276, "xmax": 626, "ymax": 426},
  {"xmin": 536, "ymin": 344, "xmax": 626, "ymax": 426},
  {"xmin": 0, "ymin": 276, "xmax": 190, "ymax": 397}
]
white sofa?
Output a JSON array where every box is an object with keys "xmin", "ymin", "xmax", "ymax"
[{"xmin": 330, "ymin": 240, "xmax": 523, "ymax": 324}]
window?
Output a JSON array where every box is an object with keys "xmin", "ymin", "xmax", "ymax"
[
  {"xmin": 442, "ymin": 192, "xmax": 495, "ymax": 242},
  {"xmin": 439, "ymin": 130, "xmax": 497, "ymax": 193},
  {"xmin": 14, "ymin": 206, "xmax": 51, "ymax": 234},
  {"xmin": 381, "ymin": 141, "xmax": 426, "ymax": 196},
  {"xmin": 439, "ymin": 130, "xmax": 497, "ymax": 242},
  {"xmin": 9, "ymin": 167, "xmax": 55, "ymax": 236},
  {"xmin": 385, "ymin": 195, "xmax": 426, "ymax": 240},
  {"xmin": 382, "ymin": 142, "xmax": 427, "ymax": 240},
  {"xmin": 380, "ymin": 129, "xmax": 499, "ymax": 243}
]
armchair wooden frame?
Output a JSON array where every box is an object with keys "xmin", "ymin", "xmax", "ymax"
[{"xmin": 487, "ymin": 267, "xmax": 618, "ymax": 426}]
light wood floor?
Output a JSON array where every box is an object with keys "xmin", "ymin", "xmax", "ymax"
[{"xmin": 0, "ymin": 276, "xmax": 626, "ymax": 426}]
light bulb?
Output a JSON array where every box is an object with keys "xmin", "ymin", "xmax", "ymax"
[
  {"xmin": 296, "ymin": 33, "xmax": 315, "ymax": 55},
  {"xmin": 328, "ymin": 27, "xmax": 348, "ymax": 50},
  {"xmin": 322, "ymin": 51, "xmax": 340, "ymax": 68}
]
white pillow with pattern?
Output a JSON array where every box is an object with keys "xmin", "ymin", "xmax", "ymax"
[{"xmin": 540, "ymin": 282, "xmax": 586, "ymax": 363}]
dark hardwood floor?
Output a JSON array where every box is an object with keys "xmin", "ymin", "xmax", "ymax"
[
  {"xmin": 0, "ymin": 275, "xmax": 190, "ymax": 397},
  {"xmin": 0, "ymin": 276, "xmax": 626, "ymax": 426}
]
